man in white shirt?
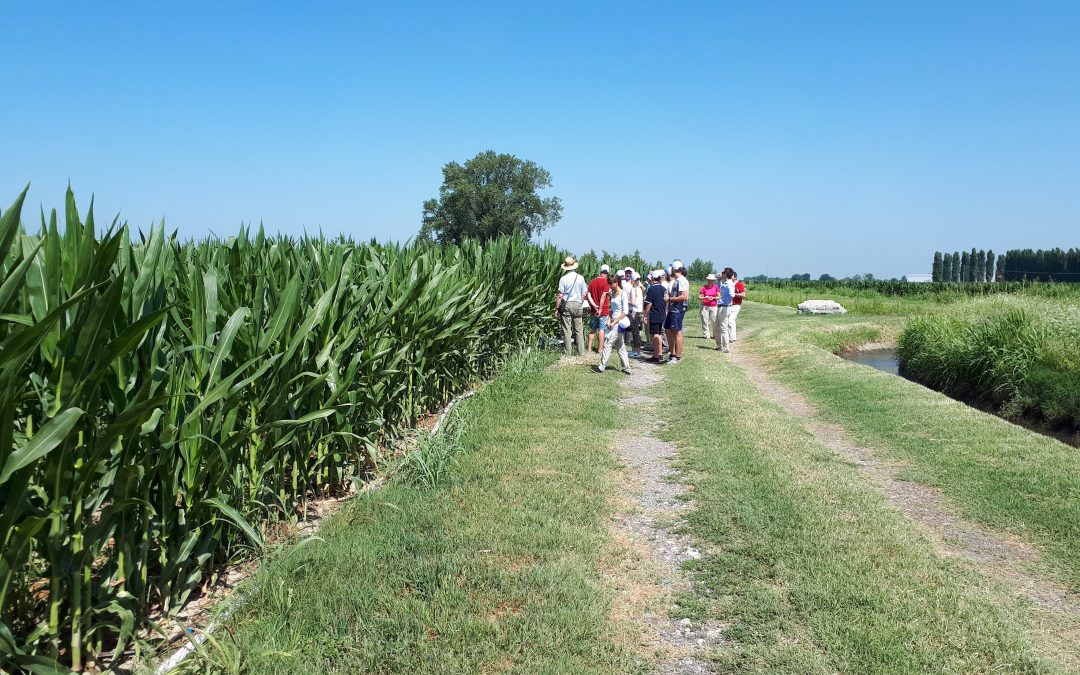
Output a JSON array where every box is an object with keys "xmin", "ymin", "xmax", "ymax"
[
  {"xmin": 664, "ymin": 261, "xmax": 690, "ymax": 364},
  {"xmin": 555, "ymin": 256, "xmax": 589, "ymax": 355}
]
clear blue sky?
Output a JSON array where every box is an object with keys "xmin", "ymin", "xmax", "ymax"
[{"xmin": 3, "ymin": 1, "xmax": 1078, "ymax": 278}]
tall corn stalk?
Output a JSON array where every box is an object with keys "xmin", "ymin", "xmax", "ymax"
[{"xmin": 0, "ymin": 187, "xmax": 561, "ymax": 671}]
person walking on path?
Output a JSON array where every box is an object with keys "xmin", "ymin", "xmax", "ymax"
[
  {"xmin": 664, "ymin": 262, "xmax": 690, "ymax": 364},
  {"xmin": 699, "ymin": 274, "xmax": 720, "ymax": 339},
  {"xmin": 714, "ymin": 269, "xmax": 736, "ymax": 353},
  {"xmin": 627, "ymin": 272, "xmax": 645, "ymax": 357},
  {"xmin": 597, "ymin": 280, "xmax": 632, "ymax": 374},
  {"xmin": 586, "ymin": 265, "xmax": 611, "ymax": 354},
  {"xmin": 555, "ymin": 256, "xmax": 589, "ymax": 355},
  {"xmin": 643, "ymin": 273, "xmax": 668, "ymax": 363},
  {"xmin": 728, "ymin": 270, "xmax": 746, "ymax": 343}
]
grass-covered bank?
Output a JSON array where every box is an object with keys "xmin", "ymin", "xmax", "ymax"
[
  {"xmin": 741, "ymin": 303, "xmax": 1080, "ymax": 592},
  {"xmin": 657, "ymin": 339, "xmax": 1061, "ymax": 673},
  {"xmin": 898, "ymin": 299, "xmax": 1080, "ymax": 430},
  {"xmin": 179, "ymin": 350, "xmax": 635, "ymax": 674}
]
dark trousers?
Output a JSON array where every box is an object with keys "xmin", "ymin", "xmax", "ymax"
[{"xmin": 628, "ymin": 311, "xmax": 643, "ymax": 351}]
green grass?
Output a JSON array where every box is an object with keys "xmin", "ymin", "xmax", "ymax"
[
  {"xmin": 658, "ymin": 335, "xmax": 1064, "ymax": 673},
  {"xmin": 742, "ymin": 303, "xmax": 1080, "ymax": 591},
  {"xmin": 898, "ymin": 298, "xmax": 1080, "ymax": 429},
  {"xmin": 176, "ymin": 350, "xmax": 637, "ymax": 674}
]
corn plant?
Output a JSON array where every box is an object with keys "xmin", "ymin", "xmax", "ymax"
[{"xmin": 0, "ymin": 187, "xmax": 563, "ymax": 671}]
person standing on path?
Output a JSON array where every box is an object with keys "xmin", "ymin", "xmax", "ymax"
[
  {"xmin": 714, "ymin": 269, "xmax": 736, "ymax": 353},
  {"xmin": 643, "ymin": 273, "xmax": 668, "ymax": 363},
  {"xmin": 664, "ymin": 262, "xmax": 690, "ymax": 364},
  {"xmin": 586, "ymin": 265, "xmax": 611, "ymax": 354},
  {"xmin": 597, "ymin": 280, "xmax": 632, "ymax": 374},
  {"xmin": 627, "ymin": 272, "xmax": 645, "ymax": 357},
  {"xmin": 698, "ymin": 274, "xmax": 720, "ymax": 339},
  {"xmin": 555, "ymin": 256, "xmax": 589, "ymax": 356},
  {"xmin": 728, "ymin": 270, "xmax": 746, "ymax": 343}
]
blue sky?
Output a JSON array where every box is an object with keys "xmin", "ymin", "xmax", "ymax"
[{"xmin": 3, "ymin": 1, "xmax": 1078, "ymax": 278}]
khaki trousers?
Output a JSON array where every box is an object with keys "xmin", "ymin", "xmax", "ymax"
[
  {"xmin": 599, "ymin": 328, "xmax": 630, "ymax": 371},
  {"xmin": 714, "ymin": 305, "xmax": 732, "ymax": 351},
  {"xmin": 700, "ymin": 305, "xmax": 718, "ymax": 339},
  {"xmin": 727, "ymin": 304, "xmax": 742, "ymax": 342},
  {"xmin": 560, "ymin": 301, "xmax": 585, "ymax": 355}
]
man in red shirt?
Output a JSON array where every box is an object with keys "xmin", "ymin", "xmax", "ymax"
[
  {"xmin": 586, "ymin": 264, "xmax": 612, "ymax": 353},
  {"xmin": 729, "ymin": 271, "xmax": 747, "ymax": 342}
]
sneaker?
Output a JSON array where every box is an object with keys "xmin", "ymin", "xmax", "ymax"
[
  {"xmin": 593, "ymin": 365, "xmax": 605, "ymax": 373},
  {"xmin": 667, "ymin": 357, "xmax": 680, "ymax": 365},
  {"xmin": 621, "ymin": 367, "xmax": 632, "ymax": 375},
  {"xmin": 629, "ymin": 351, "xmax": 641, "ymax": 358}
]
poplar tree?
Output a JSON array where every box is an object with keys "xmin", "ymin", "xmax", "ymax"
[
  {"xmin": 986, "ymin": 250, "xmax": 995, "ymax": 283},
  {"xmin": 932, "ymin": 251, "xmax": 943, "ymax": 282}
]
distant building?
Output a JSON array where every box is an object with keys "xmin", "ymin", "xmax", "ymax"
[{"xmin": 904, "ymin": 274, "xmax": 933, "ymax": 283}]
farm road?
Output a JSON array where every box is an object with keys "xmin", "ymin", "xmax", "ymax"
[
  {"xmin": 603, "ymin": 361, "xmax": 726, "ymax": 672},
  {"xmin": 729, "ymin": 345, "xmax": 1080, "ymax": 618}
]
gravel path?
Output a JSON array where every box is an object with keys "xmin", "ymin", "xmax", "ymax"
[
  {"xmin": 729, "ymin": 346, "xmax": 1080, "ymax": 617},
  {"xmin": 609, "ymin": 363, "xmax": 726, "ymax": 674}
]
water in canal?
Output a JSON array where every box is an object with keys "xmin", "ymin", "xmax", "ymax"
[{"xmin": 840, "ymin": 348, "xmax": 899, "ymax": 375}]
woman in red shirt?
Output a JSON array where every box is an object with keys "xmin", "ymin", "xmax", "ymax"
[{"xmin": 698, "ymin": 274, "xmax": 720, "ymax": 339}]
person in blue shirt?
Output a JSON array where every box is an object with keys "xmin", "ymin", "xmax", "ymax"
[
  {"xmin": 643, "ymin": 273, "xmax": 669, "ymax": 363},
  {"xmin": 715, "ymin": 269, "xmax": 737, "ymax": 353}
]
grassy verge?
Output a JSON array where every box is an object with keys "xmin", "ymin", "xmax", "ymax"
[
  {"xmin": 175, "ymin": 350, "xmax": 635, "ymax": 674},
  {"xmin": 742, "ymin": 303, "xmax": 1080, "ymax": 591},
  {"xmin": 898, "ymin": 299, "xmax": 1080, "ymax": 429},
  {"xmin": 659, "ymin": 339, "xmax": 1062, "ymax": 673}
]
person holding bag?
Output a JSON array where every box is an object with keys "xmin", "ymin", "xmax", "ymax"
[
  {"xmin": 555, "ymin": 256, "xmax": 589, "ymax": 355},
  {"xmin": 596, "ymin": 281, "xmax": 632, "ymax": 374}
]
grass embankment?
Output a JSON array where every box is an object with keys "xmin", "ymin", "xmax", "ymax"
[
  {"xmin": 742, "ymin": 303, "xmax": 1080, "ymax": 591},
  {"xmin": 181, "ymin": 351, "xmax": 634, "ymax": 674},
  {"xmin": 746, "ymin": 280, "xmax": 1080, "ymax": 316},
  {"xmin": 899, "ymin": 299, "xmax": 1080, "ymax": 430},
  {"xmin": 658, "ymin": 341, "xmax": 1061, "ymax": 672}
]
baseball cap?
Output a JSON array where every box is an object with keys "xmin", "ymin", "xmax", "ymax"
[
  {"xmin": 671, "ymin": 260, "xmax": 684, "ymax": 269},
  {"xmin": 706, "ymin": 273, "xmax": 716, "ymax": 280},
  {"xmin": 600, "ymin": 264, "xmax": 610, "ymax": 273}
]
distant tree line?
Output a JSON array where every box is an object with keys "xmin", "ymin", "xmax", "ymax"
[
  {"xmin": 745, "ymin": 272, "xmax": 904, "ymax": 283},
  {"xmin": 931, "ymin": 248, "xmax": 1080, "ymax": 282},
  {"xmin": 574, "ymin": 250, "xmax": 716, "ymax": 280}
]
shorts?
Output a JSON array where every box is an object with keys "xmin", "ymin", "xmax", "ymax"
[
  {"xmin": 590, "ymin": 314, "xmax": 609, "ymax": 331},
  {"xmin": 649, "ymin": 321, "xmax": 664, "ymax": 336},
  {"xmin": 663, "ymin": 306, "xmax": 686, "ymax": 331}
]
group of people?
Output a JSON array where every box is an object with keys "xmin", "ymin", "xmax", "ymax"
[{"xmin": 555, "ymin": 257, "xmax": 746, "ymax": 373}]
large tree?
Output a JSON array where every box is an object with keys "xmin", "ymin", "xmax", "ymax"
[
  {"xmin": 932, "ymin": 251, "xmax": 943, "ymax": 282},
  {"xmin": 419, "ymin": 150, "xmax": 563, "ymax": 244}
]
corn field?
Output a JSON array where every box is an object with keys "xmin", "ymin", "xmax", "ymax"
[{"xmin": 0, "ymin": 187, "xmax": 563, "ymax": 671}]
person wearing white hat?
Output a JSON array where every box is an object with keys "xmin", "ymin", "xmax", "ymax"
[
  {"xmin": 664, "ymin": 261, "xmax": 690, "ymax": 364},
  {"xmin": 627, "ymin": 271, "xmax": 645, "ymax": 356},
  {"xmin": 555, "ymin": 256, "xmax": 589, "ymax": 355},
  {"xmin": 586, "ymin": 265, "xmax": 612, "ymax": 354},
  {"xmin": 699, "ymin": 273, "xmax": 720, "ymax": 339}
]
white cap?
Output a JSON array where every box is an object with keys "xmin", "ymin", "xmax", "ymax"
[
  {"xmin": 671, "ymin": 260, "xmax": 684, "ymax": 269},
  {"xmin": 706, "ymin": 273, "xmax": 716, "ymax": 281},
  {"xmin": 600, "ymin": 264, "xmax": 610, "ymax": 273},
  {"xmin": 624, "ymin": 267, "xmax": 636, "ymax": 277},
  {"xmin": 665, "ymin": 265, "xmax": 672, "ymax": 274},
  {"xmin": 632, "ymin": 272, "xmax": 641, "ymax": 281}
]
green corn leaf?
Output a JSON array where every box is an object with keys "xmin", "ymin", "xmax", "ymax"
[{"xmin": 0, "ymin": 407, "xmax": 83, "ymax": 484}]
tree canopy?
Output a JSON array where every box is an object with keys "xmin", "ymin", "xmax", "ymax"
[{"xmin": 419, "ymin": 151, "xmax": 563, "ymax": 244}]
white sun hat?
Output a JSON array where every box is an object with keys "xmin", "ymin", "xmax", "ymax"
[{"xmin": 706, "ymin": 273, "xmax": 716, "ymax": 280}]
